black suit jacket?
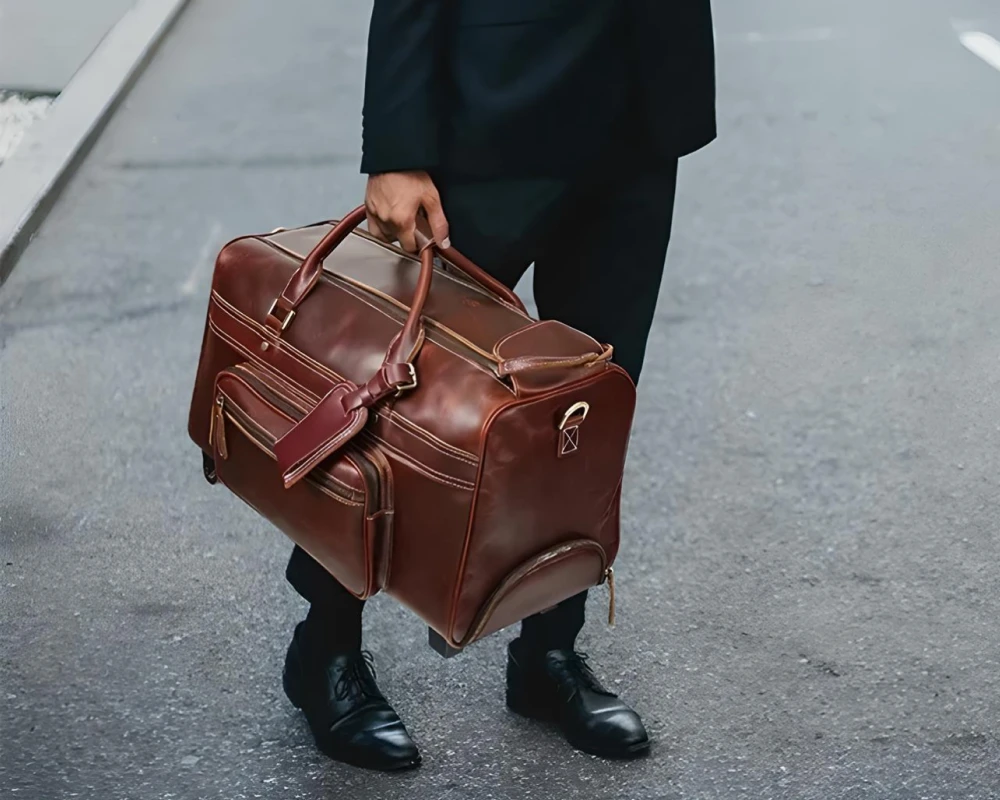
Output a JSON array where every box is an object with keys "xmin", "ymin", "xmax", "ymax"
[{"xmin": 361, "ymin": 0, "xmax": 716, "ymax": 178}]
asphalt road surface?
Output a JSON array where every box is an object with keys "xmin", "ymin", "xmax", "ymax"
[{"xmin": 4, "ymin": 1, "xmax": 1000, "ymax": 798}]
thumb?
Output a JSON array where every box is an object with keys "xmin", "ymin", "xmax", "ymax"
[{"xmin": 423, "ymin": 194, "xmax": 451, "ymax": 250}]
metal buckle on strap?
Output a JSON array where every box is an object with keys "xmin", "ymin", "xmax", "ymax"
[
  {"xmin": 559, "ymin": 401, "xmax": 590, "ymax": 430},
  {"xmin": 266, "ymin": 299, "xmax": 296, "ymax": 332},
  {"xmin": 395, "ymin": 363, "xmax": 418, "ymax": 395}
]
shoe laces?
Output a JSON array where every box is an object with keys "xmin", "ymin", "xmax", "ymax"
[
  {"xmin": 332, "ymin": 650, "xmax": 380, "ymax": 702},
  {"xmin": 556, "ymin": 651, "xmax": 616, "ymax": 697}
]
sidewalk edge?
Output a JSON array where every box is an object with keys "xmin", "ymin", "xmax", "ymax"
[{"xmin": 0, "ymin": 0, "xmax": 192, "ymax": 286}]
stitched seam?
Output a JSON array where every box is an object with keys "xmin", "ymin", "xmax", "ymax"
[
  {"xmin": 234, "ymin": 362, "xmax": 315, "ymax": 408},
  {"xmin": 210, "ymin": 295, "xmax": 485, "ymax": 457},
  {"xmin": 506, "ymin": 356, "xmax": 597, "ymax": 372},
  {"xmin": 345, "ymin": 451, "xmax": 375, "ymax": 597},
  {"xmin": 268, "ymin": 226, "xmax": 530, "ymax": 317},
  {"xmin": 374, "ymin": 410, "xmax": 479, "ymax": 465},
  {"xmin": 289, "ymin": 419, "xmax": 361, "ymax": 477},
  {"xmin": 210, "ymin": 317, "xmax": 480, "ymax": 485},
  {"xmin": 365, "ymin": 431, "xmax": 474, "ymax": 491},
  {"xmin": 257, "ymin": 240, "xmax": 511, "ymax": 388},
  {"xmin": 216, "ymin": 404, "xmax": 362, "ymax": 508},
  {"xmin": 460, "ymin": 542, "xmax": 606, "ymax": 646}
]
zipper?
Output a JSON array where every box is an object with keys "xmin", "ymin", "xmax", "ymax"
[
  {"xmin": 214, "ymin": 390, "xmax": 364, "ymax": 504},
  {"xmin": 349, "ymin": 226, "xmax": 531, "ymax": 318},
  {"xmin": 324, "ymin": 271, "xmax": 504, "ymax": 378},
  {"xmin": 226, "ymin": 364, "xmax": 389, "ymax": 506},
  {"xmin": 259, "ymin": 235, "xmax": 507, "ymax": 381},
  {"xmin": 605, "ymin": 566, "xmax": 616, "ymax": 627},
  {"xmin": 211, "ymin": 395, "xmax": 228, "ymax": 460},
  {"xmin": 460, "ymin": 540, "xmax": 609, "ymax": 647},
  {"xmin": 212, "ymin": 367, "xmax": 382, "ymax": 505}
]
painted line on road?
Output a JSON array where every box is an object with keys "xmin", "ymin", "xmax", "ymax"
[
  {"xmin": 719, "ymin": 28, "xmax": 838, "ymax": 44},
  {"xmin": 959, "ymin": 31, "xmax": 1000, "ymax": 72},
  {"xmin": 181, "ymin": 220, "xmax": 222, "ymax": 295}
]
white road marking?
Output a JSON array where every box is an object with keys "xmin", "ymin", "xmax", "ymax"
[
  {"xmin": 181, "ymin": 220, "xmax": 222, "ymax": 295},
  {"xmin": 960, "ymin": 31, "xmax": 1000, "ymax": 72},
  {"xmin": 723, "ymin": 27, "xmax": 837, "ymax": 44}
]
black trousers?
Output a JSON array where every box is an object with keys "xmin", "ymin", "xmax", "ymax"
[{"xmin": 286, "ymin": 161, "xmax": 679, "ymax": 654}]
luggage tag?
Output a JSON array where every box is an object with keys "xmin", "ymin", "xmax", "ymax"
[{"xmin": 274, "ymin": 383, "xmax": 368, "ymax": 489}]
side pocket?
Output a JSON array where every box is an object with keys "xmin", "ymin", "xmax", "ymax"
[
  {"xmin": 211, "ymin": 364, "xmax": 393, "ymax": 599},
  {"xmin": 450, "ymin": 539, "xmax": 608, "ymax": 648}
]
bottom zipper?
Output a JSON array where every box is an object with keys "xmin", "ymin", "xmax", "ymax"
[{"xmin": 459, "ymin": 539, "xmax": 610, "ymax": 648}]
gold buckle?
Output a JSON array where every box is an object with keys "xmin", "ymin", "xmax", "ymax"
[
  {"xmin": 395, "ymin": 363, "xmax": 418, "ymax": 395},
  {"xmin": 266, "ymin": 299, "xmax": 296, "ymax": 331},
  {"xmin": 559, "ymin": 401, "xmax": 590, "ymax": 430}
]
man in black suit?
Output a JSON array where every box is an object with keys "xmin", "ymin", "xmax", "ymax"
[{"xmin": 282, "ymin": 0, "xmax": 716, "ymax": 771}]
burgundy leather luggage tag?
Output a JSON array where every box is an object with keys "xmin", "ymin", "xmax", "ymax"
[{"xmin": 274, "ymin": 382, "xmax": 368, "ymax": 488}]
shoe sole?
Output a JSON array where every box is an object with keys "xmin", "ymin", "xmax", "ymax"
[{"xmin": 507, "ymin": 690, "xmax": 651, "ymax": 760}]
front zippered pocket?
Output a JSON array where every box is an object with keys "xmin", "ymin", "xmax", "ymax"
[{"xmin": 211, "ymin": 363, "xmax": 394, "ymax": 598}]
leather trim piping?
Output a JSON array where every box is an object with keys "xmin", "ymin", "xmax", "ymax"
[
  {"xmin": 216, "ymin": 400, "xmax": 363, "ymax": 508},
  {"xmin": 492, "ymin": 320, "xmax": 604, "ymax": 361},
  {"xmin": 264, "ymin": 225, "xmax": 531, "ymax": 318},
  {"xmin": 363, "ymin": 431, "xmax": 475, "ymax": 491},
  {"xmin": 372, "ymin": 410, "xmax": 479, "ymax": 466},
  {"xmin": 208, "ymin": 296, "xmax": 479, "ymax": 460}
]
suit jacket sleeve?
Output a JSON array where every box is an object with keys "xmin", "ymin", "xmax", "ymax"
[{"xmin": 361, "ymin": 0, "xmax": 446, "ymax": 174}]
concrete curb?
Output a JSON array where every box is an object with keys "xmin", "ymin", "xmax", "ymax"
[{"xmin": 0, "ymin": 0, "xmax": 191, "ymax": 286}]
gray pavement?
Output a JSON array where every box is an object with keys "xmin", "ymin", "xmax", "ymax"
[
  {"xmin": 3, "ymin": 0, "xmax": 1000, "ymax": 797},
  {"xmin": 0, "ymin": 0, "xmax": 137, "ymax": 94}
]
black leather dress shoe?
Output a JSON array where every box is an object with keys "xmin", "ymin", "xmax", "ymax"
[
  {"xmin": 506, "ymin": 639, "xmax": 650, "ymax": 759},
  {"xmin": 282, "ymin": 623, "xmax": 421, "ymax": 771}
]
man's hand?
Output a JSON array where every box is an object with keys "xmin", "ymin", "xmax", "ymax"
[{"xmin": 365, "ymin": 171, "xmax": 450, "ymax": 253}]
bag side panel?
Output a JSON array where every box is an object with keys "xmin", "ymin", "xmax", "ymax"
[{"xmin": 449, "ymin": 367, "xmax": 636, "ymax": 643}]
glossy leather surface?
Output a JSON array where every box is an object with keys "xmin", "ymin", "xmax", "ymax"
[{"xmin": 189, "ymin": 213, "xmax": 636, "ymax": 650}]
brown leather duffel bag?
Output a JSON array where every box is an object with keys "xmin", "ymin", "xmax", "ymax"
[{"xmin": 188, "ymin": 206, "xmax": 636, "ymax": 655}]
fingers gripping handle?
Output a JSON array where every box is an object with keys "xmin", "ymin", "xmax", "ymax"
[{"xmin": 266, "ymin": 205, "xmax": 526, "ymax": 333}]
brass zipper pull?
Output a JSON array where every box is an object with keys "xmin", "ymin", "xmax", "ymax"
[
  {"xmin": 214, "ymin": 396, "xmax": 228, "ymax": 460},
  {"xmin": 606, "ymin": 566, "xmax": 616, "ymax": 627},
  {"xmin": 208, "ymin": 395, "xmax": 218, "ymax": 445}
]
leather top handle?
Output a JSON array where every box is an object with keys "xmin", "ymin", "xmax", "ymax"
[{"xmin": 265, "ymin": 204, "xmax": 525, "ymax": 336}]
